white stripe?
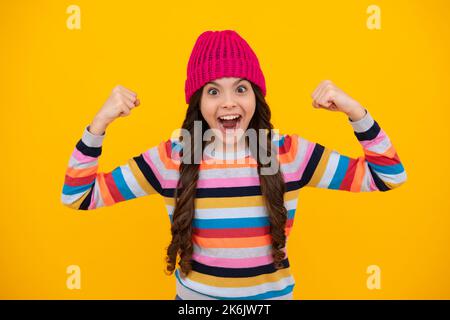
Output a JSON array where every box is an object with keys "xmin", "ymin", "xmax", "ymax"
[
  {"xmin": 81, "ymin": 125, "xmax": 105, "ymax": 147},
  {"xmin": 90, "ymin": 177, "xmax": 104, "ymax": 209},
  {"xmin": 176, "ymin": 277, "xmax": 217, "ymax": 300},
  {"xmin": 364, "ymin": 135, "xmax": 392, "ymax": 154},
  {"xmin": 280, "ymin": 135, "xmax": 310, "ymax": 175},
  {"xmin": 349, "ymin": 110, "xmax": 374, "ymax": 133},
  {"xmin": 373, "ymin": 170, "xmax": 407, "ymax": 185},
  {"xmin": 147, "ymin": 147, "xmax": 179, "ymax": 181},
  {"xmin": 192, "ymin": 244, "xmax": 274, "ymax": 259},
  {"xmin": 199, "ymin": 166, "xmax": 258, "ymax": 179},
  {"xmin": 61, "ymin": 190, "xmax": 87, "ymax": 204},
  {"xmin": 69, "ymin": 155, "xmax": 98, "ymax": 169},
  {"xmin": 317, "ymin": 151, "xmax": 340, "ymax": 188},
  {"xmin": 166, "ymin": 198, "xmax": 298, "ymax": 220},
  {"xmin": 120, "ymin": 164, "xmax": 147, "ymax": 197}
]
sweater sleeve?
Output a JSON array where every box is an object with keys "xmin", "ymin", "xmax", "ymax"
[
  {"xmin": 61, "ymin": 125, "xmax": 179, "ymax": 210},
  {"xmin": 288, "ymin": 109, "xmax": 407, "ymax": 192}
]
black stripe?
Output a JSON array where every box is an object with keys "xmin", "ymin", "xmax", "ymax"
[
  {"xmin": 297, "ymin": 143, "xmax": 325, "ymax": 188},
  {"xmin": 76, "ymin": 139, "xmax": 102, "ymax": 157},
  {"xmin": 164, "ymin": 184, "xmax": 287, "ymax": 200},
  {"xmin": 159, "ymin": 185, "xmax": 262, "ymax": 199},
  {"xmin": 79, "ymin": 187, "xmax": 94, "ymax": 210},
  {"xmin": 134, "ymin": 155, "xmax": 165, "ymax": 195},
  {"xmin": 196, "ymin": 185, "xmax": 261, "ymax": 198},
  {"xmin": 354, "ymin": 120, "xmax": 380, "ymax": 141},
  {"xmin": 368, "ymin": 164, "xmax": 390, "ymax": 191},
  {"xmin": 162, "ymin": 172, "xmax": 306, "ymax": 199},
  {"xmin": 286, "ymin": 180, "xmax": 302, "ymax": 192},
  {"xmin": 191, "ymin": 258, "xmax": 290, "ymax": 278}
]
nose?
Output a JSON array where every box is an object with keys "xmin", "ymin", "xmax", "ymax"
[
  {"xmin": 221, "ymin": 92, "xmax": 238, "ymax": 109},
  {"xmin": 221, "ymin": 103, "xmax": 237, "ymax": 110}
]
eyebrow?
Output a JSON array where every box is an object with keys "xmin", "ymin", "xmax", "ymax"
[{"xmin": 206, "ymin": 78, "xmax": 245, "ymax": 87}]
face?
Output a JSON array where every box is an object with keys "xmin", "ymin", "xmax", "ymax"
[{"xmin": 200, "ymin": 77, "xmax": 256, "ymax": 149}]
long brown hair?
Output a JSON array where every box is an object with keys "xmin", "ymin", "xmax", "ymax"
[{"xmin": 165, "ymin": 82, "xmax": 288, "ymax": 277}]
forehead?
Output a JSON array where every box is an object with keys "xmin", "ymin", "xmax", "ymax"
[{"xmin": 206, "ymin": 77, "xmax": 247, "ymax": 86}]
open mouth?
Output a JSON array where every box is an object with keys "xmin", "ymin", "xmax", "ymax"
[{"xmin": 217, "ymin": 115, "xmax": 242, "ymax": 132}]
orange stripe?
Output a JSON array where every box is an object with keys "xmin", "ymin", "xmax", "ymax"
[
  {"xmin": 66, "ymin": 165, "xmax": 98, "ymax": 178},
  {"xmin": 199, "ymin": 136, "xmax": 299, "ymax": 167},
  {"xmin": 193, "ymin": 235, "xmax": 271, "ymax": 248},
  {"xmin": 187, "ymin": 267, "xmax": 291, "ymax": 287},
  {"xmin": 193, "ymin": 227, "xmax": 292, "ymax": 248},
  {"xmin": 365, "ymin": 144, "xmax": 396, "ymax": 158},
  {"xmin": 285, "ymin": 226, "xmax": 292, "ymax": 237},
  {"xmin": 158, "ymin": 142, "xmax": 180, "ymax": 170},
  {"xmin": 350, "ymin": 157, "xmax": 365, "ymax": 192},
  {"xmin": 157, "ymin": 135, "xmax": 299, "ymax": 171},
  {"xmin": 278, "ymin": 134, "xmax": 298, "ymax": 164},
  {"xmin": 97, "ymin": 173, "xmax": 115, "ymax": 206}
]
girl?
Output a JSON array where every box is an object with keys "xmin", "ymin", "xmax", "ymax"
[{"xmin": 61, "ymin": 30, "xmax": 407, "ymax": 300}]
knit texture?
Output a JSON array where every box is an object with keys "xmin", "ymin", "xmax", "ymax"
[
  {"xmin": 61, "ymin": 110, "xmax": 407, "ymax": 299},
  {"xmin": 184, "ymin": 30, "xmax": 266, "ymax": 104}
]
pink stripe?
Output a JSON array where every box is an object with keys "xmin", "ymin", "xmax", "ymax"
[
  {"xmin": 283, "ymin": 141, "xmax": 315, "ymax": 183},
  {"xmin": 369, "ymin": 174, "xmax": 378, "ymax": 191},
  {"xmin": 88, "ymin": 189, "xmax": 96, "ymax": 209},
  {"xmin": 197, "ymin": 176, "xmax": 260, "ymax": 188},
  {"xmin": 360, "ymin": 129, "xmax": 387, "ymax": 149},
  {"xmin": 143, "ymin": 150, "xmax": 261, "ymax": 189},
  {"xmin": 363, "ymin": 165, "xmax": 378, "ymax": 191},
  {"xmin": 192, "ymin": 250, "xmax": 287, "ymax": 268},
  {"xmin": 72, "ymin": 148, "xmax": 97, "ymax": 163}
]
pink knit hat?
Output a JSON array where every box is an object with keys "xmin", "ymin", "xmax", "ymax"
[{"xmin": 184, "ymin": 30, "xmax": 266, "ymax": 104}]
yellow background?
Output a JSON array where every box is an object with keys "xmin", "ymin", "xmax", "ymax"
[{"xmin": 1, "ymin": 0, "xmax": 449, "ymax": 299}]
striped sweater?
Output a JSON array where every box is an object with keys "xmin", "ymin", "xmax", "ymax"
[{"xmin": 61, "ymin": 109, "xmax": 407, "ymax": 300}]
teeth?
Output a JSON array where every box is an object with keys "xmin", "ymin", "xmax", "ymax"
[{"xmin": 219, "ymin": 115, "xmax": 240, "ymax": 120}]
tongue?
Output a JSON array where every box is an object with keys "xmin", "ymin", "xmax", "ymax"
[{"xmin": 221, "ymin": 119, "xmax": 238, "ymax": 129}]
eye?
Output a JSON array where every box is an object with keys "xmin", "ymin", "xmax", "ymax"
[
  {"xmin": 207, "ymin": 88, "xmax": 218, "ymax": 95},
  {"xmin": 237, "ymin": 85, "xmax": 247, "ymax": 93}
]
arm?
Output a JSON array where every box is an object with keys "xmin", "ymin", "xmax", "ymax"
[
  {"xmin": 61, "ymin": 125, "xmax": 173, "ymax": 210},
  {"xmin": 290, "ymin": 108, "xmax": 406, "ymax": 191},
  {"xmin": 61, "ymin": 84, "xmax": 177, "ymax": 210},
  {"xmin": 289, "ymin": 80, "xmax": 407, "ymax": 192}
]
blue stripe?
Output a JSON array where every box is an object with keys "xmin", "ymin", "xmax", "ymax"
[
  {"xmin": 328, "ymin": 155, "xmax": 350, "ymax": 189},
  {"xmin": 62, "ymin": 182, "xmax": 93, "ymax": 195},
  {"xmin": 276, "ymin": 135, "xmax": 285, "ymax": 147},
  {"xmin": 368, "ymin": 162, "xmax": 404, "ymax": 175},
  {"xmin": 175, "ymin": 270, "xmax": 294, "ymax": 300},
  {"xmin": 190, "ymin": 209, "xmax": 296, "ymax": 229},
  {"xmin": 241, "ymin": 284, "xmax": 294, "ymax": 300},
  {"xmin": 172, "ymin": 140, "xmax": 182, "ymax": 153},
  {"xmin": 111, "ymin": 167, "xmax": 136, "ymax": 200}
]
